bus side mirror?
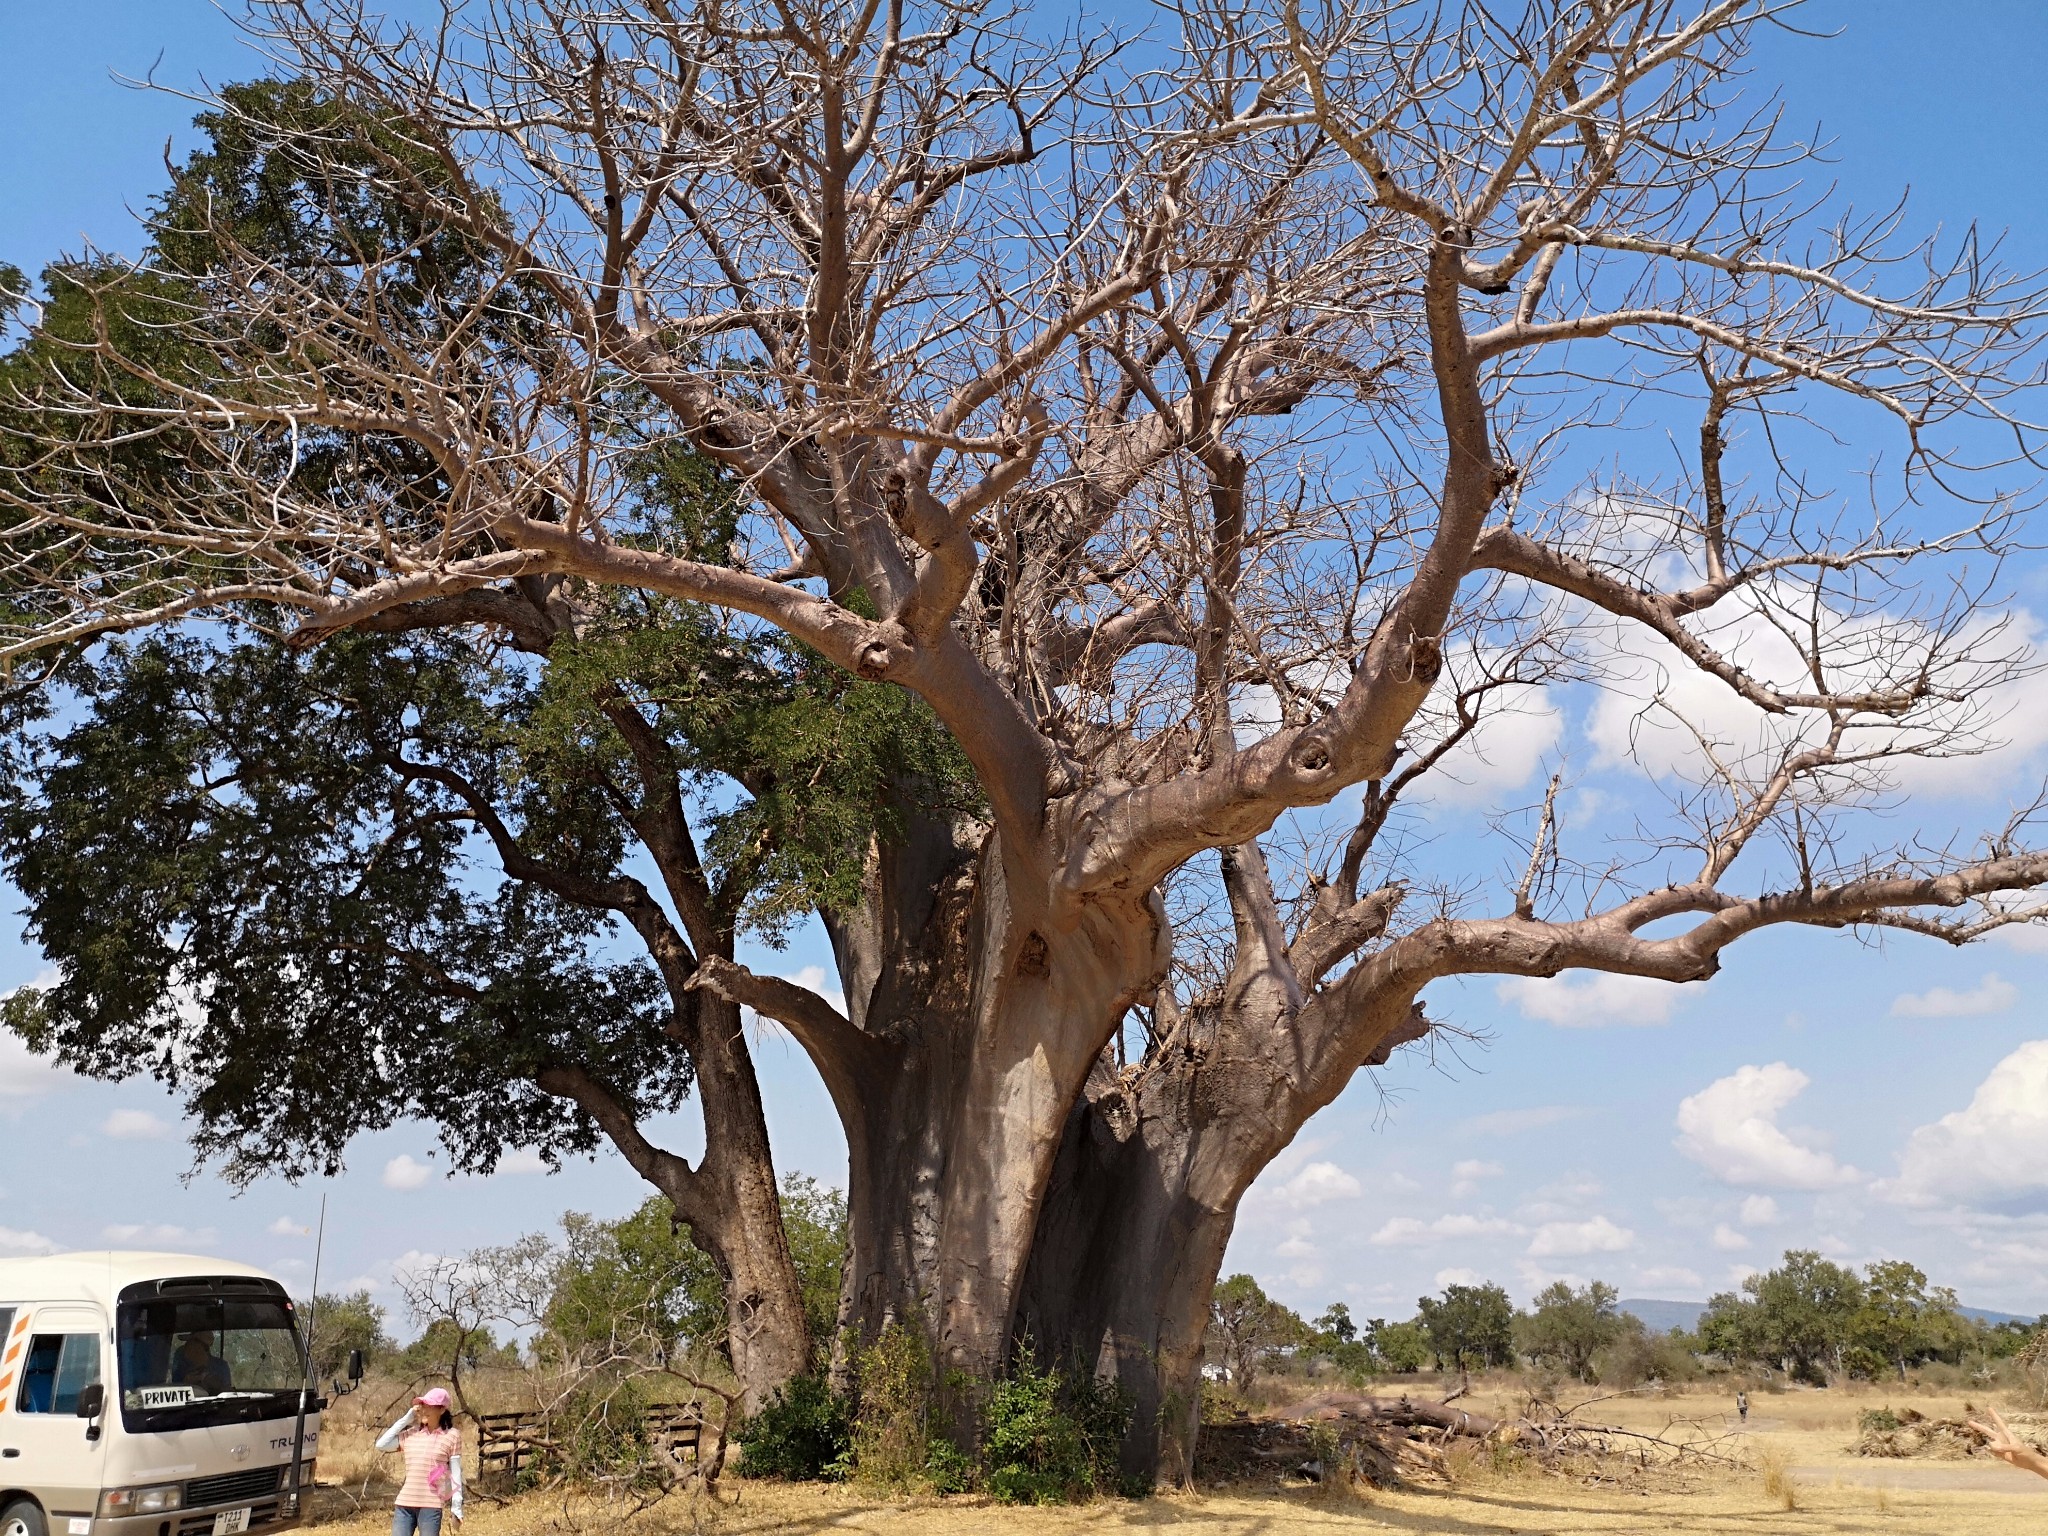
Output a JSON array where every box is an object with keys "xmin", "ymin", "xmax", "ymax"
[
  {"xmin": 75, "ymin": 1383, "xmax": 104, "ymax": 1422},
  {"xmin": 347, "ymin": 1349, "xmax": 364, "ymax": 1384}
]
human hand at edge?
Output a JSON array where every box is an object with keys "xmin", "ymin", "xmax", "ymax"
[{"xmin": 1968, "ymin": 1405, "xmax": 2048, "ymax": 1479}]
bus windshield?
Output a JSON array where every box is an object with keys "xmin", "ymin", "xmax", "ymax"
[{"xmin": 117, "ymin": 1293, "xmax": 305, "ymax": 1429}]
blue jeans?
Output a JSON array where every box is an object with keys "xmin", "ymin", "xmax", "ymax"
[{"xmin": 393, "ymin": 1506, "xmax": 443, "ymax": 1536}]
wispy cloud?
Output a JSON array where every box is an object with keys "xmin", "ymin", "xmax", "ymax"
[{"xmin": 1890, "ymin": 974, "xmax": 2017, "ymax": 1019}]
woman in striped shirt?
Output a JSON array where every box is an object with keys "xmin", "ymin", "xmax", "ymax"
[{"xmin": 375, "ymin": 1387, "xmax": 466, "ymax": 1533}]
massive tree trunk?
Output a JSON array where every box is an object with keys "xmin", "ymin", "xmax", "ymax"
[
  {"xmin": 1018, "ymin": 845, "xmax": 1428, "ymax": 1484},
  {"xmin": 705, "ymin": 809, "xmax": 1169, "ymax": 1404}
]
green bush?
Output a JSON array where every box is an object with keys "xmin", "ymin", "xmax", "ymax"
[
  {"xmin": 735, "ymin": 1374, "xmax": 852, "ymax": 1480},
  {"xmin": 981, "ymin": 1352, "xmax": 1132, "ymax": 1504}
]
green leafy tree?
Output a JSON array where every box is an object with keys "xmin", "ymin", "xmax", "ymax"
[
  {"xmin": 1699, "ymin": 1251, "xmax": 1864, "ymax": 1383},
  {"xmin": 1364, "ymin": 1318, "xmax": 1432, "ymax": 1374},
  {"xmin": 1851, "ymin": 1260, "xmax": 1960, "ymax": 1380},
  {"xmin": 1416, "ymin": 1283, "xmax": 1516, "ymax": 1372},
  {"xmin": 1206, "ymin": 1275, "xmax": 1308, "ymax": 1392},
  {"xmin": 1314, "ymin": 1302, "xmax": 1357, "ymax": 1345},
  {"xmin": 399, "ymin": 1317, "xmax": 521, "ymax": 1377},
  {"xmin": 300, "ymin": 1290, "xmax": 394, "ymax": 1381},
  {"xmin": 0, "ymin": 80, "xmax": 964, "ymax": 1416},
  {"xmin": 548, "ymin": 1175, "xmax": 847, "ymax": 1369},
  {"xmin": 1516, "ymin": 1280, "xmax": 1626, "ymax": 1383}
]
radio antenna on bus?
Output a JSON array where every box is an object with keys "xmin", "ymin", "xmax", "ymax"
[{"xmin": 286, "ymin": 1191, "xmax": 327, "ymax": 1519}]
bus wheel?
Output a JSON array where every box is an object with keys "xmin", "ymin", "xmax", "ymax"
[{"xmin": 0, "ymin": 1501, "xmax": 43, "ymax": 1536}]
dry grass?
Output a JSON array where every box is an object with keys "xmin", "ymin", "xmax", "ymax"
[
  {"xmin": 1758, "ymin": 1444, "xmax": 1798, "ymax": 1510},
  {"xmin": 298, "ymin": 1381, "xmax": 2047, "ymax": 1536}
]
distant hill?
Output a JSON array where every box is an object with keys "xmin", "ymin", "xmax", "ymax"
[
  {"xmin": 1618, "ymin": 1298, "xmax": 2040, "ymax": 1334},
  {"xmin": 1619, "ymin": 1298, "xmax": 1705, "ymax": 1334}
]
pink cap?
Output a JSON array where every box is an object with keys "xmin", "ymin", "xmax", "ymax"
[{"xmin": 414, "ymin": 1388, "xmax": 452, "ymax": 1408}]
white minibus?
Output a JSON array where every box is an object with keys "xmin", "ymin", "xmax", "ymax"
[{"xmin": 0, "ymin": 1254, "xmax": 319, "ymax": 1536}]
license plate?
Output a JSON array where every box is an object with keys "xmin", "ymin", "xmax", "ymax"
[{"xmin": 212, "ymin": 1510, "xmax": 251, "ymax": 1535}]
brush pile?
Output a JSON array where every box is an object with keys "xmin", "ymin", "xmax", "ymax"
[
  {"xmin": 1194, "ymin": 1389, "xmax": 1740, "ymax": 1491},
  {"xmin": 1852, "ymin": 1406, "xmax": 2043, "ymax": 1460}
]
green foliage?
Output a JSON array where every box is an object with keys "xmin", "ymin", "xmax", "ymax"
[
  {"xmin": 398, "ymin": 1317, "xmax": 521, "ymax": 1377},
  {"xmin": 1313, "ymin": 1303, "xmax": 1357, "ymax": 1345},
  {"xmin": 1517, "ymin": 1280, "xmax": 1626, "ymax": 1382},
  {"xmin": 777, "ymin": 1175, "xmax": 851, "ymax": 1353},
  {"xmin": 1417, "ymin": 1283, "xmax": 1516, "ymax": 1372},
  {"xmin": 545, "ymin": 1176, "xmax": 847, "ymax": 1371},
  {"xmin": 547, "ymin": 1200, "xmax": 725, "ymax": 1364},
  {"xmin": 300, "ymin": 1291, "xmax": 394, "ymax": 1380},
  {"xmin": 1207, "ymin": 1273, "xmax": 1308, "ymax": 1391},
  {"xmin": 981, "ymin": 1352, "xmax": 1132, "ymax": 1505},
  {"xmin": 734, "ymin": 1374, "xmax": 852, "ymax": 1481},
  {"xmin": 530, "ymin": 612, "xmax": 977, "ymax": 945},
  {"xmin": 1700, "ymin": 1251, "xmax": 1862, "ymax": 1382},
  {"xmin": 537, "ymin": 1376, "xmax": 674, "ymax": 1494},
  {"xmin": 845, "ymin": 1323, "xmax": 952, "ymax": 1493},
  {"xmin": 1365, "ymin": 1318, "xmax": 1431, "ymax": 1373},
  {"xmin": 1851, "ymin": 1260, "xmax": 1962, "ymax": 1379}
]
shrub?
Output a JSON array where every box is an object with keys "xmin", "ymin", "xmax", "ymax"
[
  {"xmin": 848, "ymin": 1323, "xmax": 956, "ymax": 1492},
  {"xmin": 735, "ymin": 1374, "xmax": 852, "ymax": 1481},
  {"xmin": 982, "ymin": 1352, "xmax": 1132, "ymax": 1504}
]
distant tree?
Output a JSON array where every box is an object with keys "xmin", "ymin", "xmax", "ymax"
[
  {"xmin": 1699, "ymin": 1251, "xmax": 1863, "ymax": 1382},
  {"xmin": 399, "ymin": 1317, "xmax": 521, "ymax": 1378},
  {"xmin": 1364, "ymin": 1318, "xmax": 1432, "ymax": 1375},
  {"xmin": 549, "ymin": 1175, "xmax": 849, "ymax": 1370},
  {"xmin": 299, "ymin": 1290, "xmax": 393, "ymax": 1381},
  {"xmin": 1851, "ymin": 1260, "xmax": 1961, "ymax": 1380},
  {"xmin": 1517, "ymin": 1281, "xmax": 1626, "ymax": 1383},
  {"xmin": 1207, "ymin": 1275, "xmax": 1307, "ymax": 1392},
  {"xmin": 1314, "ymin": 1303, "xmax": 1358, "ymax": 1345},
  {"xmin": 1417, "ymin": 1284, "xmax": 1516, "ymax": 1372}
]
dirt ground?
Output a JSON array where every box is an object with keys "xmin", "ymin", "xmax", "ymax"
[{"xmin": 306, "ymin": 1382, "xmax": 2048, "ymax": 1535}]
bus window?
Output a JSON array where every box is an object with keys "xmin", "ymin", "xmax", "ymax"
[{"xmin": 18, "ymin": 1332, "xmax": 101, "ymax": 1414}]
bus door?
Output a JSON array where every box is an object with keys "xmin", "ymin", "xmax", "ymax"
[{"xmin": 0, "ymin": 1307, "xmax": 108, "ymax": 1530}]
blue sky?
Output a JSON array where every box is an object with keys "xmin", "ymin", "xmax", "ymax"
[{"xmin": 3, "ymin": 1, "xmax": 2048, "ymax": 1334}]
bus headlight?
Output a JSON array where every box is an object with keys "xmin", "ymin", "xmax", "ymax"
[{"xmin": 99, "ymin": 1484, "xmax": 184, "ymax": 1516}]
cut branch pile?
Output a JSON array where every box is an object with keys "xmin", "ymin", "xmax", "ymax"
[
  {"xmin": 1197, "ymin": 1390, "xmax": 1744, "ymax": 1491},
  {"xmin": 1853, "ymin": 1407, "xmax": 2043, "ymax": 1460}
]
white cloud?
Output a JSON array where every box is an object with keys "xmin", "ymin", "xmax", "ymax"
[
  {"xmin": 493, "ymin": 1148, "xmax": 550, "ymax": 1176},
  {"xmin": 1451, "ymin": 1159, "xmax": 1505, "ymax": 1197},
  {"xmin": 1992, "ymin": 922, "xmax": 2048, "ymax": 955},
  {"xmin": 268, "ymin": 1217, "xmax": 308, "ymax": 1237},
  {"xmin": 1497, "ymin": 973, "xmax": 1689, "ymax": 1028},
  {"xmin": 0, "ymin": 1227, "xmax": 55, "ymax": 1255},
  {"xmin": 1673, "ymin": 1063, "xmax": 1860, "ymax": 1190},
  {"xmin": 1459, "ymin": 1105, "xmax": 1582, "ymax": 1136},
  {"xmin": 103, "ymin": 1223, "xmax": 211, "ymax": 1249},
  {"xmin": 1527, "ymin": 1216, "xmax": 1634, "ymax": 1258},
  {"xmin": 1273, "ymin": 1161, "xmax": 1363, "ymax": 1209},
  {"xmin": 1276, "ymin": 1221, "xmax": 1316, "ymax": 1260},
  {"xmin": 1890, "ymin": 974, "xmax": 2018, "ymax": 1019},
  {"xmin": 1712, "ymin": 1224, "xmax": 1749, "ymax": 1251},
  {"xmin": 1884, "ymin": 1041, "xmax": 2048, "ymax": 1209},
  {"xmin": 1740, "ymin": 1195, "xmax": 1782, "ymax": 1226},
  {"xmin": 1434, "ymin": 1267, "xmax": 1485, "ymax": 1289},
  {"xmin": 1420, "ymin": 687, "xmax": 1564, "ymax": 809},
  {"xmin": 1582, "ymin": 595, "xmax": 2048, "ymax": 805},
  {"xmin": 1371, "ymin": 1213, "xmax": 1519, "ymax": 1247},
  {"xmin": 101, "ymin": 1108, "xmax": 173, "ymax": 1140},
  {"xmin": 382, "ymin": 1155, "xmax": 434, "ymax": 1191}
]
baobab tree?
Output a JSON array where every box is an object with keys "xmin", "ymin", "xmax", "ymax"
[{"xmin": 4, "ymin": 0, "xmax": 2047, "ymax": 1478}]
